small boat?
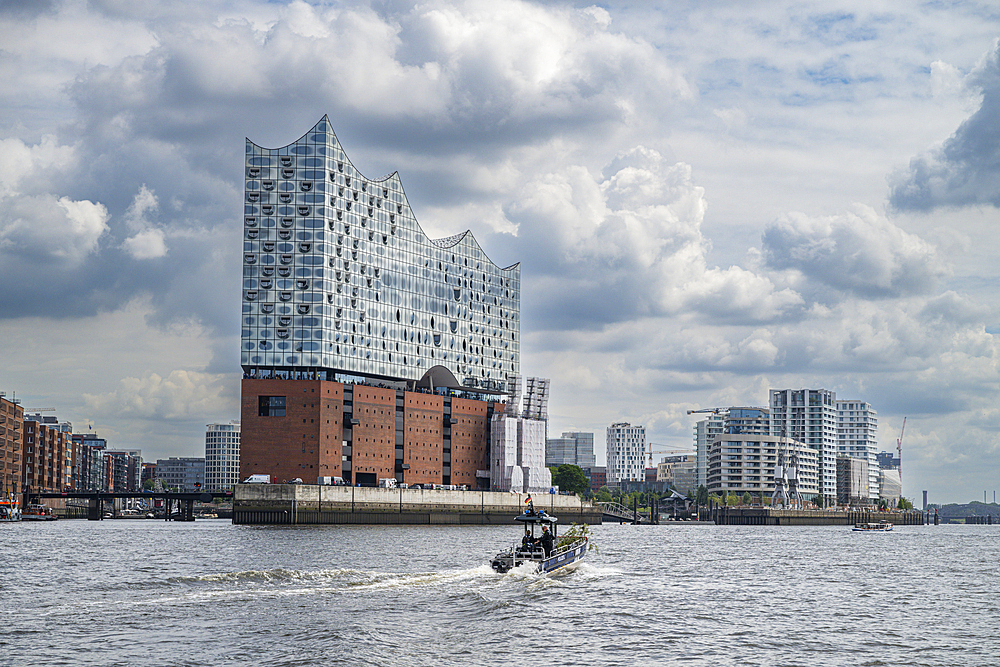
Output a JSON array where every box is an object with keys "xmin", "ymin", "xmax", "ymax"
[
  {"xmin": 853, "ymin": 521, "xmax": 893, "ymax": 532},
  {"xmin": 490, "ymin": 498, "xmax": 590, "ymax": 574},
  {"xmin": 22, "ymin": 504, "xmax": 58, "ymax": 521},
  {"xmin": 0, "ymin": 494, "xmax": 21, "ymax": 522}
]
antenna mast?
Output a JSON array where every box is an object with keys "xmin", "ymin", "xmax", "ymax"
[{"xmin": 896, "ymin": 417, "xmax": 906, "ymax": 481}]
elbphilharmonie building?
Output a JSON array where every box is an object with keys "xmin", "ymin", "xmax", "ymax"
[{"xmin": 242, "ymin": 116, "xmax": 520, "ymax": 391}]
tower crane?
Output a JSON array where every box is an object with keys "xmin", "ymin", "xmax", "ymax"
[
  {"xmin": 647, "ymin": 443, "xmax": 694, "ymax": 467},
  {"xmin": 686, "ymin": 407, "xmax": 727, "ymax": 416},
  {"xmin": 897, "ymin": 417, "xmax": 906, "ymax": 481},
  {"xmin": 25, "ymin": 408, "xmax": 55, "ymax": 412}
]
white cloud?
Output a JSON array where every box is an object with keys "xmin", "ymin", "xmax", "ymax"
[
  {"xmin": 83, "ymin": 369, "xmax": 230, "ymax": 421},
  {"xmin": 0, "ymin": 194, "xmax": 108, "ymax": 264}
]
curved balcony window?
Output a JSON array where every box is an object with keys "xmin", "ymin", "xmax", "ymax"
[
  {"xmin": 245, "ymin": 216, "xmax": 257, "ymax": 227},
  {"xmin": 329, "ymin": 171, "xmax": 337, "ymax": 181},
  {"xmin": 282, "ymin": 168, "xmax": 294, "ymax": 179},
  {"xmin": 327, "ymin": 293, "xmax": 335, "ymax": 303},
  {"xmin": 279, "ymin": 254, "xmax": 292, "ymax": 265},
  {"xmin": 350, "ymin": 298, "xmax": 358, "ymax": 308},
  {"xmin": 299, "ymin": 242, "xmax": 311, "ymax": 253},
  {"xmin": 279, "ymin": 193, "xmax": 292, "ymax": 203},
  {"xmin": 261, "ymin": 267, "xmax": 274, "ymax": 277},
  {"xmin": 296, "ymin": 279, "xmax": 309, "ymax": 289},
  {"xmin": 345, "ymin": 176, "xmax": 351, "ymax": 187},
  {"xmin": 261, "ymin": 304, "xmax": 274, "ymax": 314},
  {"xmin": 260, "ymin": 279, "xmax": 272, "ymax": 289},
  {"xmin": 262, "ymin": 242, "xmax": 275, "ymax": 252},
  {"xmin": 279, "ymin": 316, "xmax": 291, "ymax": 326},
  {"xmin": 352, "ymin": 191, "xmax": 358, "ymax": 202},
  {"xmin": 261, "ymin": 205, "xmax": 274, "ymax": 215},
  {"xmin": 245, "ymin": 290, "xmax": 257, "ymax": 301},
  {"xmin": 345, "ymin": 202, "xmax": 352, "ymax": 211},
  {"xmin": 397, "ymin": 203, "xmax": 403, "ymax": 213},
  {"xmin": 247, "ymin": 192, "xmax": 260, "ymax": 202},
  {"xmin": 300, "ymin": 181, "xmax": 312, "ymax": 192},
  {"xmin": 359, "ymin": 311, "xmax": 366, "ymax": 322},
  {"xmin": 361, "ymin": 181, "xmax": 367, "ymax": 192},
  {"xmin": 344, "ymin": 225, "xmax": 350, "ymax": 235},
  {"xmin": 338, "ymin": 162, "xmax": 344, "ymax": 173},
  {"xmin": 262, "ymin": 180, "xmax": 274, "ymax": 191},
  {"xmin": 383, "ymin": 187, "xmax": 389, "ymax": 197},
  {"xmin": 450, "ymin": 321, "xmax": 458, "ymax": 333},
  {"xmin": 278, "ymin": 229, "xmax": 291, "ymax": 240},
  {"xmin": 297, "ymin": 205, "xmax": 310, "ymax": 216},
  {"xmin": 277, "ymin": 267, "xmax": 291, "ymax": 277},
  {"xmin": 366, "ymin": 278, "xmax": 373, "ymax": 288},
  {"xmin": 368, "ymin": 207, "xmax": 374, "ymax": 217},
  {"xmin": 280, "ymin": 156, "xmax": 293, "ymax": 167},
  {"xmin": 247, "ymin": 229, "xmax": 259, "ymax": 240},
  {"xmin": 279, "ymin": 291, "xmax": 292, "ymax": 301},
  {"xmin": 336, "ymin": 210, "xmax": 343, "ymax": 220},
  {"xmin": 344, "ymin": 261, "xmax": 350, "ymax": 271},
  {"xmin": 351, "ymin": 250, "xmax": 358, "ymax": 260},
  {"xmin": 280, "ymin": 217, "xmax": 294, "ymax": 228},
  {"xmin": 276, "ymin": 329, "xmax": 289, "ymax": 339},
  {"xmin": 247, "ymin": 167, "xmax": 260, "ymax": 178},
  {"xmin": 297, "ymin": 304, "xmax": 310, "ymax": 314},
  {"xmin": 244, "ymin": 254, "xmax": 257, "ymax": 264},
  {"xmin": 390, "ymin": 226, "xmax": 396, "ymax": 236}
]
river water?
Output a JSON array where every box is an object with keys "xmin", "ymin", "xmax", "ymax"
[{"xmin": 1, "ymin": 519, "xmax": 997, "ymax": 666}]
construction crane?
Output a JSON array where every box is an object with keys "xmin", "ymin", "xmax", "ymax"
[
  {"xmin": 897, "ymin": 417, "xmax": 906, "ymax": 481},
  {"xmin": 647, "ymin": 443, "xmax": 694, "ymax": 467},
  {"xmin": 25, "ymin": 408, "xmax": 55, "ymax": 412},
  {"xmin": 686, "ymin": 407, "xmax": 727, "ymax": 416}
]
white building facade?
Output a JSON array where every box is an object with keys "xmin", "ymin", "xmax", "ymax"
[
  {"xmin": 205, "ymin": 421, "xmax": 241, "ymax": 492},
  {"xmin": 606, "ymin": 422, "xmax": 646, "ymax": 488},
  {"xmin": 770, "ymin": 388, "xmax": 838, "ymax": 504},
  {"xmin": 490, "ymin": 376, "xmax": 551, "ymax": 493},
  {"xmin": 706, "ymin": 435, "xmax": 819, "ymax": 499},
  {"xmin": 836, "ymin": 400, "xmax": 879, "ymax": 500}
]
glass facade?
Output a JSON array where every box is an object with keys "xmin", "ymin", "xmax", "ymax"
[{"xmin": 242, "ymin": 116, "xmax": 520, "ymax": 390}]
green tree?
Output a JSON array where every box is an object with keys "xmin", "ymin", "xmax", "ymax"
[
  {"xmin": 551, "ymin": 464, "xmax": 589, "ymax": 495},
  {"xmin": 695, "ymin": 485, "xmax": 709, "ymax": 505},
  {"xmin": 897, "ymin": 496, "xmax": 913, "ymax": 510},
  {"xmin": 742, "ymin": 492, "xmax": 752, "ymax": 506},
  {"xmin": 594, "ymin": 487, "xmax": 612, "ymax": 503}
]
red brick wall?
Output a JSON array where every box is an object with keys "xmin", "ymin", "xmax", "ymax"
[
  {"xmin": 449, "ymin": 397, "xmax": 491, "ymax": 488},
  {"xmin": 403, "ymin": 393, "xmax": 444, "ymax": 485},
  {"xmin": 240, "ymin": 378, "xmax": 343, "ymax": 484},
  {"xmin": 350, "ymin": 385, "xmax": 395, "ymax": 481}
]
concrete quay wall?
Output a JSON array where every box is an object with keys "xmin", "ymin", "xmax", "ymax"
[
  {"xmin": 233, "ymin": 485, "xmax": 602, "ymax": 526},
  {"xmin": 709, "ymin": 507, "xmax": 926, "ymax": 526}
]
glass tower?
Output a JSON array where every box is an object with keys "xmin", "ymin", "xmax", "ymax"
[{"xmin": 242, "ymin": 116, "xmax": 520, "ymax": 390}]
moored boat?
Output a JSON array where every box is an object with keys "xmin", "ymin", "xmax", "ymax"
[
  {"xmin": 490, "ymin": 497, "xmax": 590, "ymax": 574},
  {"xmin": 852, "ymin": 521, "xmax": 893, "ymax": 532},
  {"xmin": 0, "ymin": 494, "xmax": 21, "ymax": 522},
  {"xmin": 22, "ymin": 504, "xmax": 58, "ymax": 521}
]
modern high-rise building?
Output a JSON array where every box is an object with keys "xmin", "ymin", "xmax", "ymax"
[
  {"xmin": 706, "ymin": 435, "xmax": 819, "ymax": 499},
  {"xmin": 205, "ymin": 421, "xmax": 241, "ymax": 491},
  {"xmin": 769, "ymin": 388, "xmax": 838, "ymax": 504},
  {"xmin": 606, "ymin": 422, "xmax": 646, "ymax": 487},
  {"xmin": 242, "ymin": 115, "xmax": 519, "ymax": 391},
  {"xmin": 239, "ymin": 117, "xmax": 520, "ymax": 489},
  {"xmin": 692, "ymin": 407, "xmax": 768, "ymax": 490},
  {"xmin": 546, "ymin": 431, "xmax": 596, "ymax": 468},
  {"xmin": 836, "ymin": 400, "xmax": 879, "ymax": 500}
]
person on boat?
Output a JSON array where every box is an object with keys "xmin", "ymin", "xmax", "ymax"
[
  {"xmin": 522, "ymin": 527, "xmax": 537, "ymax": 551},
  {"xmin": 540, "ymin": 525, "xmax": 553, "ymax": 557}
]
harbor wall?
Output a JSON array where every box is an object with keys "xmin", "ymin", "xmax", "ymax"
[
  {"xmin": 233, "ymin": 485, "xmax": 603, "ymax": 526},
  {"xmin": 705, "ymin": 507, "xmax": 926, "ymax": 526}
]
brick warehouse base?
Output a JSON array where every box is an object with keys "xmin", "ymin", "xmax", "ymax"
[{"xmin": 233, "ymin": 484, "xmax": 602, "ymax": 525}]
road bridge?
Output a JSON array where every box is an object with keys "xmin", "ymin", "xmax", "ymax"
[{"xmin": 28, "ymin": 490, "xmax": 232, "ymax": 521}]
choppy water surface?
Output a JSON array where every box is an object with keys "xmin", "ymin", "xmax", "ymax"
[{"xmin": 1, "ymin": 520, "xmax": 997, "ymax": 666}]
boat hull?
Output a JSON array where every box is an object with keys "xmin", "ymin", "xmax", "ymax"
[{"xmin": 491, "ymin": 536, "xmax": 588, "ymax": 574}]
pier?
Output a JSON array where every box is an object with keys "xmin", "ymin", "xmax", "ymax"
[
  {"xmin": 233, "ymin": 485, "xmax": 602, "ymax": 526},
  {"xmin": 704, "ymin": 506, "xmax": 926, "ymax": 526}
]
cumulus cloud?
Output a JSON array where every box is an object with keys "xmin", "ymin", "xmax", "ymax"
[
  {"xmin": 506, "ymin": 145, "xmax": 801, "ymax": 329},
  {"xmin": 761, "ymin": 204, "xmax": 949, "ymax": 299},
  {"xmin": 890, "ymin": 39, "xmax": 1000, "ymax": 211},
  {"xmin": 121, "ymin": 184, "xmax": 168, "ymax": 259},
  {"xmin": 0, "ymin": 194, "xmax": 108, "ymax": 265},
  {"xmin": 83, "ymin": 369, "xmax": 230, "ymax": 421}
]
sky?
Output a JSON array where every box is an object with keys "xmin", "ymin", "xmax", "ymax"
[{"xmin": 2, "ymin": 0, "xmax": 999, "ymax": 504}]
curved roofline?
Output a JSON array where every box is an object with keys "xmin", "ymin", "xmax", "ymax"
[{"xmin": 247, "ymin": 115, "xmax": 518, "ymax": 275}]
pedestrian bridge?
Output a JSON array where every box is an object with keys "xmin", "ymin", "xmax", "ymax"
[{"xmin": 597, "ymin": 501, "xmax": 649, "ymax": 524}]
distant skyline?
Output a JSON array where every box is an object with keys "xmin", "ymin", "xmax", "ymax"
[{"xmin": 2, "ymin": 1, "xmax": 1000, "ymax": 504}]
